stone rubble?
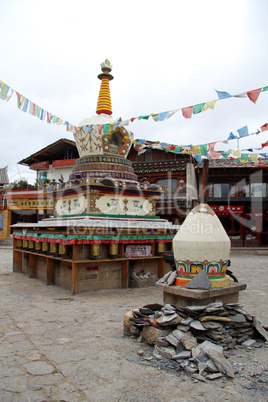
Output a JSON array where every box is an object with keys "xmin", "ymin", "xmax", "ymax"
[
  {"xmin": 130, "ymin": 271, "xmax": 158, "ymax": 288},
  {"xmin": 124, "ymin": 300, "xmax": 268, "ymax": 381}
]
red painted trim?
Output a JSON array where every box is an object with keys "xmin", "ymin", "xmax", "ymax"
[
  {"xmin": 96, "ymin": 110, "xmax": 112, "ymax": 116},
  {"xmin": 30, "ymin": 161, "xmax": 49, "ymax": 170},
  {"xmin": 14, "ymin": 235, "xmax": 173, "ymax": 246},
  {"xmin": 6, "ymin": 193, "xmax": 41, "ymax": 198},
  {"xmin": 52, "ymin": 159, "xmax": 78, "ymax": 168}
]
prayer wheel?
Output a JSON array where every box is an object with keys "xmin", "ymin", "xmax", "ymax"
[
  {"xmin": 109, "ymin": 243, "xmax": 118, "ymax": 256},
  {"xmin": 50, "ymin": 243, "xmax": 58, "ymax": 254},
  {"xmin": 59, "ymin": 243, "xmax": 67, "ymax": 255},
  {"xmin": 22, "ymin": 240, "xmax": 28, "ymax": 248},
  {"xmin": 28, "ymin": 240, "xmax": 34, "ymax": 249},
  {"xmin": 157, "ymin": 242, "xmax": 165, "ymax": 253},
  {"xmin": 35, "ymin": 242, "xmax": 42, "ymax": 251},
  {"xmin": 42, "ymin": 242, "xmax": 49, "ymax": 252},
  {"xmin": 90, "ymin": 243, "xmax": 100, "ymax": 257},
  {"xmin": 17, "ymin": 239, "xmax": 22, "ymax": 248}
]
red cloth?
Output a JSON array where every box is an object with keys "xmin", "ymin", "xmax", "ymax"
[
  {"xmin": 181, "ymin": 106, "xmax": 193, "ymax": 119},
  {"xmin": 247, "ymin": 88, "xmax": 262, "ymax": 104}
]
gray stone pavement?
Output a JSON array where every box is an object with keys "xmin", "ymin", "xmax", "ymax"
[{"xmin": 0, "ymin": 248, "xmax": 267, "ymax": 401}]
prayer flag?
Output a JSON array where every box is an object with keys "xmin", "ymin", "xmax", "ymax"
[
  {"xmin": 36, "ymin": 105, "xmax": 41, "ymax": 118},
  {"xmin": 40, "ymin": 109, "xmax": 45, "ymax": 120},
  {"xmin": 221, "ymin": 151, "xmax": 231, "ymax": 160},
  {"xmin": 233, "ymin": 150, "xmax": 241, "ymax": 159},
  {"xmin": 166, "ymin": 109, "xmax": 179, "ymax": 119},
  {"xmin": 250, "ymin": 153, "xmax": 258, "ymax": 162},
  {"xmin": 228, "ymin": 132, "xmax": 238, "ymax": 140},
  {"xmin": 138, "ymin": 115, "xmax": 150, "ymax": 120},
  {"xmin": 46, "ymin": 111, "xmax": 52, "ymax": 123},
  {"xmin": 210, "ymin": 152, "xmax": 221, "ymax": 159},
  {"xmin": 208, "ymin": 142, "xmax": 216, "ymax": 151},
  {"xmin": 215, "ymin": 90, "xmax": 232, "ymax": 100},
  {"xmin": 28, "ymin": 101, "xmax": 36, "ymax": 116},
  {"xmin": 181, "ymin": 106, "xmax": 193, "ymax": 119},
  {"xmin": 193, "ymin": 103, "xmax": 205, "ymax": 114},
  {"xmin": 191, "ymin": 145, "xmax": 201, "ymax": 155},
  {"xmin": 201, "ymin": 100, "xmax": 218, "ymax": 112},
  {"xmin": 261, "ymin": 141, "xmax": 268, "ymax": 148},
  {"xmin": 16, "ymin": 92, "xmax": 25, "ymax": 109},
  {"xmin": 247, "ymin": 88, "xmax": 262, "ymax": 104},
  {"xmin": 0, "ymin": 82, "xmax": 9, "ymax": 100},
  {"xmin": 233, "ymin": 92, "xmax": 247, "ymax": 98},
  {"xmin": 194, "ymin": 154, "xmax": 202, "ymax": 163},
  {"xmin": 200, "ymin": 144, "xmax": 208, "ymax": 156},
  {"xmin": 237, "ymin": 126, "xmax": 249, "ymax": 138},
  {"xmin": 152, "ymin": 111, "xmax": 169, "ymax": 122},
  {"xmin": 21, "ymin": 98, "xmax": 29, "ymax": 112},
  {"xmin": 6, "ymin": 88, "xmax": 14, "ymax": 102},
  {"xmin": 240, "ymin": 153, "xmax": 249, "ymax": 161},
  {"xmin": 260, "ymin": 123, "xmax": 268, "ymax": 132}
]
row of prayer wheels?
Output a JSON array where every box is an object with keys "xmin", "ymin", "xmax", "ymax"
[
  {"xmin": 17, "ymin": 239, "xmax": 68, "ymax": 255},
  {"xmin": 16, "ymin": 239, "xmax": 167, "ymax": 258}
]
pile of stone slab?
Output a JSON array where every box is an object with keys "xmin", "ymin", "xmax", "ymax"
[
  {"xmin": 130, "ymin": 271, "xmax": 158, "ymax": 288},
  {"xmin": 124, "ymin": 301, "xmax": 268, "ymax": 380}
]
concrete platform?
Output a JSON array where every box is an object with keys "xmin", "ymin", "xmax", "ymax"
[{"xmin": 156, "ymin": 282, "xmax": 247, "ymax": 306}]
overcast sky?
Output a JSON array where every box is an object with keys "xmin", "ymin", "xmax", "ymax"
[{"xmin": 0, "ymin": 0, "xmax": 268, "ymax": 183}]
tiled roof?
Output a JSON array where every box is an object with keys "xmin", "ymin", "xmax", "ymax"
[{"xmin": 196, "ymin": 159, "xmax": 268, "ymax": 168}]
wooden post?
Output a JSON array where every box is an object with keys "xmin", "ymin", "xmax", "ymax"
[
  {"xmin": 151, "ymin": 242, "xmax": 155, "ymax": 256},
  {"xmin": 72, "ymin": 263, "xmax": 78, "ymax": 295},
  {"xmin": 29, "ymin": 254, "xmax": 37, "ymax": 278},
  {"xmin": 46, "ymin": 258, "xmax": 54, "ymax": 285},
  {"xmin": 158, "ymin": 257, "xmax": 165, "ymax": 279},
  {"xmin": 121, "ymin": 259, "xmax": 129, "ymax": 288},
  {"xmin": 200, "ymin": 159, "xmax": 209, "ymax": 203},
  {"xmin": 13, "ymin": 250, "xmax": 22, "ymax": 273},
  {"xmin": 72, "ymin": 244, "xmax": 79, "ymax": 294},
  {"xmin": 119, "ymin": 243, "xmax": 124, "ymax": 258}
]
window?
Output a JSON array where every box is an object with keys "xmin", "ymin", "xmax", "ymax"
[
  {"xmin": 213, "ymin": 183, "xmax": 229, "ymax": 198},
  {"xmin": 39, "ymin": 171, "xmax": 47, "ymax": 180},
  {"xmin": 251, "ymin": 183, "xmax": 266, "ymax": 197}
]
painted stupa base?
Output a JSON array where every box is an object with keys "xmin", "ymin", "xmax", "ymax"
[
  {"xmin": 12, "ymin": 216, "xmax": 177, "ymax": 294},
  {"xmin": 175, "ymin": 275, "xmax": 230, "ymax": 288},
  {"xmin": 156, "ymin": 282, "xmax": 247, "ymax": 307}
]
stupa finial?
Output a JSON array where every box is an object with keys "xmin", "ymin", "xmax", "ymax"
[{"xmin": 96, "ymin": 59, "xmax": 113, "ymax": 116}]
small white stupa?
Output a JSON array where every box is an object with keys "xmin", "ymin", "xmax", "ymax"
[{"xmin": 172, "ymin": 203, "xmax": 231, "ymax": 288}]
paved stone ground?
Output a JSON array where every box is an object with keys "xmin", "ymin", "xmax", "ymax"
[{"xmin": 0, "ymin": 248, "xmax": 267, "ymax": 401}]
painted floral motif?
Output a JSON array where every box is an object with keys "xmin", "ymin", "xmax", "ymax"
[
  {"xmin": 190, "ymin": 263, "xmax": 203, "ymax": 273},
  {"xmin": 176, "ymin": 261, "xmax": 187, "ymax": 272},
  {"xmin": 221, "ymin": 262, "xmax": 228, "ymax": 273},
  {"xmin": 208, "ymin": 265, "xmax": 218, "ymax": 273},
  {"xmin": 176, "ymin": 259, "xmax": 228, "ymax": 274},
  {"xmin": 207, "ymin": 262, "xmax": 220, "ymax": 273}
]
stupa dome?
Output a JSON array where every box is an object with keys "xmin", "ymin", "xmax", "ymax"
[{"xmin": 73, "ymin": 60, "xmax": 133, "ymax": 159}]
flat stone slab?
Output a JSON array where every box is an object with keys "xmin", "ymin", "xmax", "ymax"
[{"xmin": 156, "ymin": 282, "xmax": 247, "ymax": 299}]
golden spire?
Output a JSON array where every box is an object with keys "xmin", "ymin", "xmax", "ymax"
[{"xmin": 96, "ymin": 59, "xmax": 113, "ymax": 115}]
